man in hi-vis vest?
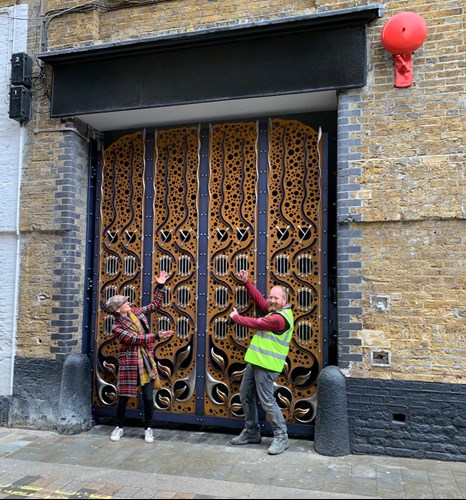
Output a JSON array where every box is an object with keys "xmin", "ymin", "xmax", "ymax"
[{"xmin": 229, "ymin": 269, "xmax": 294, "ymax": 455}]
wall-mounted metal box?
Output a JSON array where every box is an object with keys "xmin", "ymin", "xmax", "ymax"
[
  {"xmin": 11, "ymin": 52, "xmax": 32, "ymax": 88},
  {"xmin": 9, "ymin": 85, "xmax": 32, "ymax": 123}
]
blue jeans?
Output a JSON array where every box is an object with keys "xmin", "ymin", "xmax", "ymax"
[{"xmin": 239, "ymin": 363, "xmax": 288, "ymax": 438}]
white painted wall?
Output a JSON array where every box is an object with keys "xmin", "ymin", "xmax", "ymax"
[{"xmin": 0, "ymin": 4, "xmax": 28, "ymax": 396}]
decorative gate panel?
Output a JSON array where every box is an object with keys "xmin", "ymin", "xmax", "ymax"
[
  {"xmin": 204, "ymin": 122, "xmax": 259, "ymax": 418},
  {"xmin": 151, "ymin": 126, "xmax": 200, "ymax": 414},
  {"xmin": 93, "ymin": 131, "xmax": 146, "ymax": 411},
  {"xmin": 266, "ymin": 119, "xmax": 322, "ymax": 424},
  {"xmin": 91, "ymin": 118, "xmax": 327, "ymax": 436}
]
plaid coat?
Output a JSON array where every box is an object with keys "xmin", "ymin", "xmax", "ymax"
[{"xmin": 112, "ymin": 286, "xmax": 165, "ymax": 397}]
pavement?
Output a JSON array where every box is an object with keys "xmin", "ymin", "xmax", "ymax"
[{"xmin": 0, "ymin": 423, "xmax": 465, "ymax": 499}]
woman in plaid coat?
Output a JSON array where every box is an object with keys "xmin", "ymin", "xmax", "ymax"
[{"xmin": 106, "ymin": 270, "xmax": 174, "ymax": 443}]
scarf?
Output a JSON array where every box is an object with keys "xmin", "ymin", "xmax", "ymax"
[{"xmin": 128, "ymin": 311, "xmax": 159, "ymax": 387}]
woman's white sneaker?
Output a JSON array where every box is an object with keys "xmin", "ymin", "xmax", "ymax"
[
  {"xmin": 110, "ymin": 426, "xmax": 124, "ymax": 442},
  {"xmin": 144, "ymin": 428, "xmax": 154, "ymax": 443}
]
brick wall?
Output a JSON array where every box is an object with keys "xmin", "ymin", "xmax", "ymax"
[
  {"xmin": 347, "ymin": 378, "xmax": 466, "ymax": 461},
  {"xmin": 45, "ymin": 0, "xmax": 319, "ymax": 50},
  {"xmin": 17, "ymin": 127, "xmax": 90, "ymax": 359},
  {"xmin": 335, "ymin": 0, "xmax": 465, "ymax": 384},
  {"xmin": 12, "ymin": 124, "xmax": 90, "ymax": 428},
  {"xmin": 338, "ymin": 220, "xmax": 465, "ymax": 381}
]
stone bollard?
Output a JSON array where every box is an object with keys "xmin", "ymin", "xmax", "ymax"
[
  {"xmin": 57, "ymin": 353, "xmax": 92, "ymax": 434},
  {"xmin": 314, "ymin": 365, "xmax": 350, "ymax": 456}
]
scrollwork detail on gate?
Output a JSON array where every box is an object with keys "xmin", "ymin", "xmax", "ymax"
[
  {"xmin": 206, "ymin": 372, "xmax": 229, "ymax": 406},
  {"xmin": 273, "ymin": 382, "xmax": 293, "ymax": 410},
  {"xmin": 210, "ymin": 343, "xmax": 227, "ymax": 372},
  {"xmin": 173, "ymin": 370, "xmax": 196, "ymax": 402},
  {"xmin": 229, "ymin": 393, "xmax": 244, "ymax": 417},
  {"xmin": 96, "ymin": 371, "xmax": 117, "ymax": 406},
  {"xmin": 292, "ymin": 393, "xmax": 317, "ymax": 424}
]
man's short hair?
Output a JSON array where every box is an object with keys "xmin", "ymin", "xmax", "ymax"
[{"xmin": 271, "ymin": 285, "xmax": 289, "ymax": 303}]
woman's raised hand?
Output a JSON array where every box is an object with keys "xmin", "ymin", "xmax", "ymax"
[{"xmin": 156, "ymin": 270, "xmax": 170, "ymax": 284}]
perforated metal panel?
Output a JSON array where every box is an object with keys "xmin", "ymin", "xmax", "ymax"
[{"xmin": 93, "ymin": 131, "xmax": 146, "ymax": 411}]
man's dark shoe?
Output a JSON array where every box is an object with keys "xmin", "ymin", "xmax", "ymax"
[
  {"xmin": 267, "ymin": 436, "xmax": 289, "ymax": 455},
  {"xmin": 231, "ymin": 429, "xmax": 262, "ymax": 445}
]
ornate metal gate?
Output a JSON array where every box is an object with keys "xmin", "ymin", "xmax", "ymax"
[{"xmin": 91, "ymin": 117, "xmax": 328, "ymax": 436}]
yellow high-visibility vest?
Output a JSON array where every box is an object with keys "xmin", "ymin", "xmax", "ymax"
[{"xmin": 244, "ymin": 306, "xmax": 294, "ymax": 373}]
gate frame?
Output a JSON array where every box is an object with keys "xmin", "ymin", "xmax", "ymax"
[{"xmin": 86, "ymin": 113, "xmax": 335, "ymax": 437}]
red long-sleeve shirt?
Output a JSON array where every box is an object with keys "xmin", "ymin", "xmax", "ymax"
[{"xmin": 232, "ymin": 280, "xmax": 287, "ymax": 334}]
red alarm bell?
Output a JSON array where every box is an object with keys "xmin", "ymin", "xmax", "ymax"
[{"xmin": 381, "ymin": 12, "xmax": 427, "ymax": 88}]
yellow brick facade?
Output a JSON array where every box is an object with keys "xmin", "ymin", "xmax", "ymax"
[{"xmin": 348, "ymin": 220, "xmax": 465, "ymax": 383}]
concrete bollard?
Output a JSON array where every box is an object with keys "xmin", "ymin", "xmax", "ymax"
[
  {"xmin": 314, "ymin": 365, "xmax": 350, "ymax": 456},
  {"xmin": 57, "ymin": 353, "xmax": 92, "ymax": 434}
]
